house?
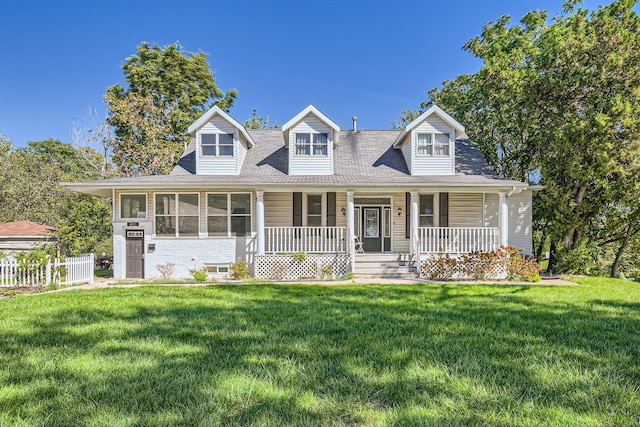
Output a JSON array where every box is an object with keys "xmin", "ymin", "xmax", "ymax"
[
  {"xmin": 0, "ymin": 220, "xmax": 57, "ymax": 253},
  {"xmin": 65, "ymin": 104, "xmax": 533, "ymax": 280}
]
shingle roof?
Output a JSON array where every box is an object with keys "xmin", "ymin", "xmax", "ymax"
[
  {"xmin": 67, "ymin": 129, "xmax": 524, "ymax": 190},
  {"xmin": 0, "ymin": 220, "xmax": 56, "ymax": 237}
]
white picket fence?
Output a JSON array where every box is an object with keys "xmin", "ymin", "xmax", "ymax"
[{"xmin": 0, "ymin": 254, "xmax": 94, "ymax": 287}]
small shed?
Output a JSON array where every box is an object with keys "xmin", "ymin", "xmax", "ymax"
[{"xmin": 0, "ymin": 220, "xmax": 57, "ymax": 253}]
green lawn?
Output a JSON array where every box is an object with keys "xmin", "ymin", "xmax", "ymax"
[{"xmin": 0, "ymin": 278, "xmax": 638, "ymax": 426}]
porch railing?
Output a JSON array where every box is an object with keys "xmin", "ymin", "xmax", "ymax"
[
  {"xmin": 418, "ymin": 227, "xmax": 499, "ymax": 254},
  {"xmin": 265, "ymin": 227, "xmax": 347, "ymax": 253}
]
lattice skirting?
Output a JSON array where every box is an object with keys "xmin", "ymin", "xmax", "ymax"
[
  {"xmin": 420, "ymin": 252, "xmax": 507, "ymax": 280},
  {"xmin": 255, "ymin": 254, "xmax": 350, "ymax": 280}
]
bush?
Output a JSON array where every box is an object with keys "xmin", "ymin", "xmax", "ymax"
[
  {"xmin": 229, "ymin": 259, "xmax": 251, "ymax": 279},
  {"xmin": 504, "ymin": 246, "xmax": 541, "ymax": 282},
  {"xmin": 156, "ymin": 262, "xmax": 175, "ymax": 280},
  {"xmin": 189, "ymin": 268, "xmax": 208, "ymax": 282}
]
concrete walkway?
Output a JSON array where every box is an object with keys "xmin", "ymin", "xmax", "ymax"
[{"xmin": 45, "ymin": 275, "xmax": 577, "ymax": 293}]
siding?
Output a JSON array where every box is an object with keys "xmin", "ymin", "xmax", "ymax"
[
  {"xmin": 484, "ymin": 193, "xmax": 499, "ymax": 227},
  {"xmin": 288, "ymin": 114, "xmax": 334, "ymax": 175},
  {"xmin": 264, "ymin": 193, "xmax": 293, "ymax": 227},
  {"xmin": 196, "ymin": 116, "xmax": 247, "ymax": 175},
  {"xmin": 410, "ymin": 115, "xmax": 455, "ymax": 175},
  {"xmin": 508, "ymin": 190, "xmax": 533, "ymax": 254},
  {"xmin": 449, "ymin": 193, "xmax": 484, "ymax": 227},
  {"xmin": 401, "ymin": 139, "xmax": 412, "ymax": 172}
]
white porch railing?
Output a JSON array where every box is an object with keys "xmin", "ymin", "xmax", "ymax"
[
  {"xmin": 265, "ymin": 227, "xmax": 347, "ymax": 253},
  {"xmin": 0, "ymin": 254, "xmax": 94, "ymax": 287},
  {"xmin": 418, "ymin": 227, "xmax": 499, "ymax": 254}
]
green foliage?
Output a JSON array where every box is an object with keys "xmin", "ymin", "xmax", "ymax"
[
  {"xmin": 504, "ymin": 246, "xmax": 542, "ymax": 282},
  {"xmin": 229, "ymin": 258, "xmax": 251, "ymax": 279},
  {"xmin": 390, "ymin": 107, "xmax": 422, "ymax": 129},
  {"xmin": 244, "ymin": 108, "xmax": 278, "ymax": 129},
  {"xmin": 293, "ymin": 251, "xmax": 307, "ymax": 263},
  {"xmin": 425, "ymin": 1, "xmax": 640, "ymax": 274},
  {"xmin": 189, "ymin": 268, "xmax": 208, "ymax": 282},
  {"xmin": 106, "ymin": 42, "xmax": 238, "ymax": 176}
]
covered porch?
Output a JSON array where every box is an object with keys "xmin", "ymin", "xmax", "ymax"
[{"xmin": 253, "ymin": 190, "xmax": 513, "ymax": 278}]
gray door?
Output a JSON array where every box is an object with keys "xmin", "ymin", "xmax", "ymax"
[
  {"xmin": 126, "ymin": 230, "xmax": 144, "ymax": 278},
  {"xmin": 363, "ymin": 208, "xmax": 382, "ymax": 252}
]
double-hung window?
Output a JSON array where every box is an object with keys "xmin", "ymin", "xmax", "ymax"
[
  {"xmin": 201, "ymin": 133, "xmax": 234, "ymax": 156},
  {"xmin": 207, "ymin": 193, "xmax": 252, "ymax": 236},
  {"xmin": 419, "ymin": 195, "xmax": 434, "ymax": 227},
  {"xmin": 120, "ymin": 194, "xmax": 147, "ymax": 219},
  {"xmin": 155, "ymin": 193, "xmax": 199, "ymax": 237},
  {"xmin": 416, "ymin": 133, "xmax": 450, "ymax": 156},
  {"xmin": 307, "ymin": 194, "xmax": 322, "ymax": 226},
  {"xmin": 295, "ymin": 133, "xmax": 328, "ymax": 156}
]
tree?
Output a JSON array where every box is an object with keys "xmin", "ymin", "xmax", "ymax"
[
  {"xmin": 106, "ymin": 42, "xmax": 238, "ymax": 176},
  {"xmin": 244, "ymin": 108, "xmax": 279, "ymax": 129},
  {"xmin": 390, "ymin": 108, "xmax": 422, "ymax": 130},
  {"xmin": 71, "ymin": 107, "xmax": 119, "ymax": 179},
  {"xmin": 423, "ymin": 0, "xmax": 640, "ymax": 275},
  {"xmin": 0, "ymin": 138, "xmax": 112, "ymax": 257}
]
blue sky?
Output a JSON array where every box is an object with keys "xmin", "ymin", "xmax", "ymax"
[{"xmin": 0, "ymin": 0, "xmax": 612, "ymax": 147}]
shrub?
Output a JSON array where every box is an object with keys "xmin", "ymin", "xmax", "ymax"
[
  {"xmin": 503, "ymin": 246, "xmax": 541, "ymax": 282},
  {"xmin": 156, "ymin": 262, "xmax": 176, "ymax": 280},
  {"xmin": 229, "ymin": 258, "xmax": 251, "ymax": 279},
  {"xmin": 294, "ymin": 251, "xmax": 307, "ymax": 263},
  {"xmin": 189, "ymin": 268, "xmax": 208, "ymax": 282}
]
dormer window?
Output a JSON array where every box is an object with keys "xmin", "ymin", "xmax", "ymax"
[
  {"xmin": 295, "ymin": 133, "xmax": 328, "ymax": 156},
  {"xmin": 416, "ymin": 133, "xmax": 450, "ymax": 156},
  {"xmin": 201, "ymin": 133, "xmax": 234, "ymax": 157}
]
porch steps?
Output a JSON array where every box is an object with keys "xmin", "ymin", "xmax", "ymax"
[{"xmin": 353, "ymin": 253, "xmax": 418, "ymax": 279}]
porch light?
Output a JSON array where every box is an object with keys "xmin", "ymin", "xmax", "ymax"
[
  {"xmin": 398, "ymin": 207, "xmax": 403, "ymax": 216},
  {"xmin": 341, "ymin": 207, "xmax": 346, "ymax": 216}
]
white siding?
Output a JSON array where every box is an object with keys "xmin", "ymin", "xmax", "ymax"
[
  {"xmin": 409, "ymin": 115, "xmax": 455, "ymax": 175},
  {"xmin": 449, "ymin": 193, "xmax": 484, "ymax": 227},
  {"xmin": 288, "ymin": 114, "xmax": 334, "ymax": 175},
  {"xmin": 264, "ymin": 193, "xmax": 293, "ymax": 227},
  {"xmin": 484, "ymin": 193, "xmax": 499, "ymax": 227},
  {"xmin": 196, "ymin": 116, "xmax": 248, "ymax": 175},
  {"xmin": 392, "ymin": 192, "xmax": 409, "ymax": 252},
  {"xmin": 508, "ymin": 190, "xmax": 533, "ymax": 254},
  {"xmin": 401, "ymin": 139, "xmax": 412, "ymax": 172}
]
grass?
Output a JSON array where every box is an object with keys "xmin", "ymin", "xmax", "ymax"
[{"xmin": 0, "ymin": 277, "xmax": 638, "ymax": 426}]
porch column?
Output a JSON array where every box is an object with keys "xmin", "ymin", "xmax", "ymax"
[
  {"xmin": 499, "ymin": 192, "xmax": 509, "ymax": 247},
  {"xmin": 256, "ymin": 191, "xmax": 265, "ymax": 256},
  {"xmin": 410, "ymin": 191, "xmax": 419, "ymax": 255},
  {"xmin": 346, "ymin": 192, "xmax": 355, "ymax": 267}
]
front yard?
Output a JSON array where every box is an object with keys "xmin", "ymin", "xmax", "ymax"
[{"xmin": 0, "ymin": 278, "xmax": 638, "ymax": 426}]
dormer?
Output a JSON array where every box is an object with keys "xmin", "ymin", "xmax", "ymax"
[
  {"xmin": 187, "ymin": 106, "xmax": 255, "ymax": 175},
  {"xmin": 393, "ymin": 105, "xmax": 465, "ymax": 176},
  {"xmin": 282, "ymin": 105, "xmax": 340, "ymax": 175}
]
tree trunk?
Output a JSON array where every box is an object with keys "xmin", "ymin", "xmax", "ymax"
[
  {"xmin": 548, "ymin": 240, "xmax": 558, "ymax": 273},
  {"xmin": 535, "ymin": 231, "xmax": 546, "ymax": 261},
  {"xmin": 611, "ymin": 223, "xmax": 632, "ymax": 278}
]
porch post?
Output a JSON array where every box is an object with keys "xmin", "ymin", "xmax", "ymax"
[
  {"xmin": 410, "ymin": 192, "xmax": 419, "ymax": 256},
  {"xmin": 499, "ymin": 192, "xmax": 509, "ymax": 248},
  {"xmin": 256, "ymin": 191, "xmax": 265, "ymax": 256},
  {"xmin": 346, "ymin": 191, "xmax": 355, "ymax": 268}
]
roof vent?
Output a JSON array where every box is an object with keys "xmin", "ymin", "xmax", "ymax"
[{"xmin": 352, "ymin": 116, "xmax": 358, "ymax": 132}]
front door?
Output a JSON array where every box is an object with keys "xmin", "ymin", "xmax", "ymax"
[
  {"xmin": 126, "ymin": 230, "xmax": 144, "ymax": 278},
  {"xmin": 363, "ymin": 208, "xmax": 382, "ymax": 252}
]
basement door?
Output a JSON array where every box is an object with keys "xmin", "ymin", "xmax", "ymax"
[{"xmin": 125, "ymin": 230, "xmax": 144, "ymax": 278}]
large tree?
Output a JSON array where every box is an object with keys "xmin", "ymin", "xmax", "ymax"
[
  {"xmin": 424, "ymin": 0, "xmax": 640, "ymax": 274},
  {"xmin": 106, "ymin": 42, "xmax": 237, "ymax": 176},
  {"xmin": 0, "ymin": 138, "xmax": 112, "ymax": 257}
]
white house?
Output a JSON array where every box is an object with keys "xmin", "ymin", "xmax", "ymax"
[{"xmin": 65, "ymin": 104, "xmax": 533, "ymax": 280}]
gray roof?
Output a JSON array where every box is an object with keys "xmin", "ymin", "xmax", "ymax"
[{"xmin": 67, "ymin": 130, "xmax": 526, "ymax": 193}]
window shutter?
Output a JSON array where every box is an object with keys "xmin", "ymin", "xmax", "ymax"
[
  {"xmin": 293, "ymin": 192, "xmax": 302, "ymax": 226},
  {"xmin": 439, "ymin": 193, "xmax": 449, "ymax": 227},
  {"xmin": 326, "ymin": 192, "xmax": 336, "ymax": 226},
  {"xmin": 405, "ymin": 192, "xmax": 411, "ymax": 238}
]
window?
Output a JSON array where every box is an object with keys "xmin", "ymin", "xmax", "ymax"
[
  {"xmin": 207, "ymin": 193, "xmax": 252, "ymax": 237},
  {"xmin": 416, "ymin": 133, "xmax": 450, "ymax": 156},
  {"xmin": 121, "ymin": 194, "xmax": 146, "ymax": 219},
  {"xmin": 155, "ymin": 193, "xmax": 199, "ymax": 237},
  {"xmin": 419, "ymin": 195, "xmax": 434, "ymax": 227},
  {"xmin": 201, "ymin": 133, "xmax": 234, "ymax": 157},
  {"xmin": 307, "ymin": 194, "xmax": 322, "ymax": 226},
  {"xmin": 295, "ymin": 133, "xmax": 328, "ymax": 156}
]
